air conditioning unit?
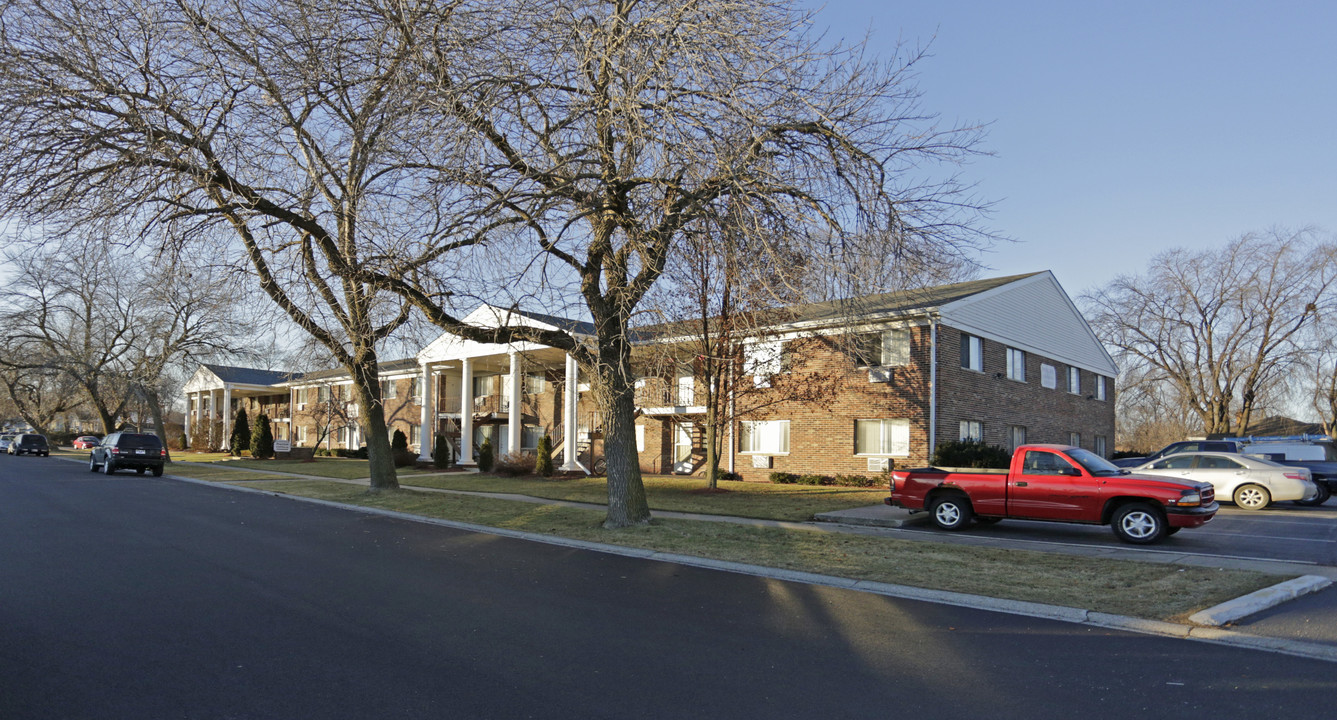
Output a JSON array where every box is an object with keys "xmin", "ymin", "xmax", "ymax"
[
  {"xmin": 868, "ymin": 368, "xmax": 892, "ymax": 383},
  {"xmin": 296, "ymin": 403, "xmax": 306, "ymax": 411},
  {"xmin": 752, "ymin": 455, "xmax": 773, "ymax": 469},
  {"xmin": 867, "ymin": 457, "xmax": 891, "ymax": 472}
]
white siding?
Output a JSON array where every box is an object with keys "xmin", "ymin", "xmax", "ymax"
[{"xmin": 939, "ymin": 272, "xmax": 1117, "ymax": 376}]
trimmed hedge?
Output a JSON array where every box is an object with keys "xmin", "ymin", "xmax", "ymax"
[{"xmin": 768, "ymin": 471, "xmax": 884, "ymax": 488}]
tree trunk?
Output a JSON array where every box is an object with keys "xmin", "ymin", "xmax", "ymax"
[
  {"xmin": 348, "ymin": 354, "xmax": 399, "ymax": 491},
  {"xmin": 703, "ymin": 393, "xmax": 720, "ymax": 490},
  {"xmin": 146, "ymin": 387, "xmax": 171, "ymax": 461},
  {"xmin": 596, "ymin": 331, "xmax": 651, "ymax": 528}
]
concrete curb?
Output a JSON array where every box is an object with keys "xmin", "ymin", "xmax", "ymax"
[
  {"xmin": 1188, "ymin": 575, "xmax": 1333, "ymax": 626},
  {"xmin": 163, "ymin": 473, "xmax": 1337, "ymax": 663}
]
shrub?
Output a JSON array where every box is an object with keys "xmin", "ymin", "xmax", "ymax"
[
  {"xmin": 477, "ymin": 438, "xmax": 494, "ymax": 472},
  {"xmin": 494, "ymin": 451, "xmax": 537, "ymax": 476},
  {"xmin": 719, "ymin": 471, "xmax": 743, "ymax": 482},
  {"xmin": 176, "ymin": 432, "xmax": 188, "ymax": 451},
  {"xmin": 770, "ymin": 472, "xmax": 799, "ymax": 484},
  {"xmin": 391, "ymin": 429, "xmax": 408, "ymax": 452},
  {"xmin": 251, "ymin": 413, "xmax": 274, "ymax": 459},
  {"xmin": 230, "ymin": 408, "xmax": 250, "ymax": 457},
  {"xmin": 832, "ymin": 473, "xmax": 882, "ymax": 488},
  {"xmin": 432, "ymin": 433, "xmax": 450, "ymax": 469},
  {"xmin": 932, "ymin": 439, "xmax": 1011, "ymax": 469},
  {"xmin": 535, "ymin": 434, "xmax": 554, "ymax": 477},
  {"xmin": 797, "ymin": 474, "xmax": 831, "ymax": 486}
]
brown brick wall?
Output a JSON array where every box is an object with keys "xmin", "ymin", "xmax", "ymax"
[{"xmin": 936, "ymin": 327, "xmax": 1115, "ymax": 455}]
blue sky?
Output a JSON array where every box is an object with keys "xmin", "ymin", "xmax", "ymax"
[{"xmin": 803, "ymin": 0, "xmax": 1337, "ymax": 296}]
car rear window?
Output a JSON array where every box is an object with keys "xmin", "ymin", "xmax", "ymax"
[{"xmin": 119, "ymin": 434, "xmax": 162, "ymax": 450}]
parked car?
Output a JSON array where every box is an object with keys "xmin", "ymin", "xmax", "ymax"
[
  {"xmin": 0, "ymin": 434, "xmax": 14, "ymax": 453},
  {"xmin": 886, "ymin": 444, "xmax": 1217, "ymax": 544},
  {"xmin": 1237, "ymin": 438, "xmax": 1337, "ymax": 506},
  {"xmin": 9, "ymin": 433, "xmax": 51, "ymax": 456},
  {"xmin": 1111, "ymin": 440, "xmax": 1242, "ymax": 468},
  {"xmin": 1132, "ymin": 452, "xmax": 1317, "ymax": 510},
  {"xmin": 72, "ymin": 435, "xmax": 101, "ymax": 450},
  {"xmin": 89, "ymin": 432, "xmax": 166, "ymax": 476}
]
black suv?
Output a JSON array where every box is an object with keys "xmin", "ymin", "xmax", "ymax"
[
  {"xmin": 9, "ymin": 433, "xmax": 50, "ymax": 456},
  {"xmin": 89, "ymin": 432, "xmax": 166, "ymax": 476}
]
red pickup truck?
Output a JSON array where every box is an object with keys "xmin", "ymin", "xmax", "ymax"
[{"xmin": 885, "ymin": 444, "xmax": 1218, "ymax": 544}]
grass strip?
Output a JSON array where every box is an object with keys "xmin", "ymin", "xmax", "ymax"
[{"xmin": 225, "ymin": 479, "xmax": 1278, "ymax": 622}]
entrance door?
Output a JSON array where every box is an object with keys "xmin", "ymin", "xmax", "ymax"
[{"xmin": 673, "ymin": 422, "xmax": 695, "ymax": 474}]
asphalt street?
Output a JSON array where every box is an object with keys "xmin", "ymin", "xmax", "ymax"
[{"xmin": 3, "ymin": 455, "xmax": 1336, "ymax": 719}]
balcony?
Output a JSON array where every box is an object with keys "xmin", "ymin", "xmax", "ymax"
[{"xmin": 634, "ymin": 381, "xmax": 704, "ymax": 414}]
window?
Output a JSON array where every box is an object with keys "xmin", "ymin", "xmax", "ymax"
[
  {"xmin": 1096, "ymin": 375, "xmax": 1108, "ymax": 401},
  {"xmin": 1041, "ymin": 363, "xmax": 1057, "ymax": 389},
  {"xmin": 960, "ymin": 333, "xmax": 983, "ymax": 372},
  {"xmin": 854, "ymin": 329, "xmax": 910, "ymax": 368},
  {"xmin": 1151, "ymin": 455, "xmax": 1194, "ymax": 470},
  {"xmin": 317, "ymin": 385, "xmax": 330, "ymax": 403},
  {"xmin": 1069, "ymin": 432, "xmax": 1081, "ymax": 447},
  {"xmin": 1095, "ymin": 435, "xmax": 1107, "ymax": 457},
  {"xmin": 1198, "ymin": 455, "xmax": 1244, "ymax": 470},
  {"xmin": 409, "ymin": 424, "xmax": 421, "ymax": 450},
  {"xmin": 525, "ymin": 372, "xmax": 546, "ymax": 394},
  {"xmin": 1006, "ymin": 348, "xmax": 1026, "ymax": 381},
  {"xmin": 959, "ymin": 420, "xmax": 982, "ymax": 442},
  {"xmin": 522, "ymin": 424, "xmax": 543, "ymax": 450},
  {"xmin": 1068, "ymin": 367, "xmax": 1081, "ymax": 394},
  {"xmin": 1021, "ymin": 450, "xmax": 1078, "ymax": 476},
  {"xmin": 1008, "ymin": 425, "xmax": 1027, "ymax": 451},
  {"xmin": 739, "ymin": 420, "xmax": 790, "ymax": 454},
  {"xmin": 635, "ymin": 424, "xmax": 646, "ymax": 452},
  {"xmin": 380, "ymin": 379, "xmax": 397, "ymax": 399},
  {"xmin": 744, "ymin": 341, "xmax": 785, "ymax": 387},
  {"xmin": 410, "ymin": 377, "xmax": 422, "ymax": 404},
  {"xmin": 855, "ymin": 419, "xmax": 910, "ymax": 457}
]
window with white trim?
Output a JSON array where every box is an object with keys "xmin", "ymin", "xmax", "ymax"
[
  {"xmin": 744, "ymin": 341, "xmax": 785, "ymax": 388},
  {"xmin": 635, "ymin": 424, "xmax": 646, "ymax": 452},
  {"xmin": 960, "ymin": 334, "xmax": 983, "ymax": 372},
  {"xmin": 1095, "ymin": 435, "xmax": 1107, "ymax": 457},
  {"xmin": 1006, "ymin": 348, "xmax": 1026, "ymax": 381},
  {"xmin": 853, "ymin": 329, "xmax": 910, "ymax": 368},
  {"xmin": 1067, "ymin": 367, "xmax": 1081, "ymax": 394},
  {"xmin": 524, "ymin": 372, "xmax": 546, "ymax": 394},
  {"xmin": 1096, "ymin": 375, "xmax": 1108, "ymax": 401},
  {"xmin": 1040, "ymin": 363, "xmax": 1057, "ymax": 389},
  {"xmin": 410, "ymin": 377, "xmax": 423, "ymax": 404},
  {"xmin": 959, "ymin": 420, "xmax": 982, "ymax": 442},
  {"xmin": 739, "ymin": 420, "xmax": 790, "ymax": 454},
  {"xmin": 1069, "ymin": 432, "xmax": 1081, "ymax": 447},
  {"xmin": 409, "ymin": 424, "xmax": 421, "ymax": 450},
  {"xmin": 380, "ymin": 379, "xmax": 398, "ymax": 399},
  {"xmin": 855, "ymin": 419, "xmax": 910, "ymax": 457}
]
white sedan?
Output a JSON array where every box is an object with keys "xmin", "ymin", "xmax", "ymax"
[{"xmin": 1133, "ymin": 452, "xmax": 1317, "ymax": 510}]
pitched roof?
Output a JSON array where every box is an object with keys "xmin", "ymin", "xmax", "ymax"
[
  {"xmin": 506, "ymin": 307, "xmax": 598, "ymax": 336},
  {"xmin": 290, "ymin": 357, "xmax": 419, "ymax": 385},
  {"xmin": 203, "ymin": 364, "xmax": 297, "ymax": 387}
]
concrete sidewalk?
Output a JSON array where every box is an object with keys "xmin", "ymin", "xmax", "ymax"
[{"xmin": 143, "ymin": 459, "xmax": 1337, "ymax": 662}]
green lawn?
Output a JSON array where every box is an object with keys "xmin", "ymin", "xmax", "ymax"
[{"xmin": 227, "ymin": 479, "xmax": 1279, "ymax": 622}]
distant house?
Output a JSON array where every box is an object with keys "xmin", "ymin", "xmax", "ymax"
[{"xmin": 182, "ymin": 271, "xmax": 1116, "ymax": 476}]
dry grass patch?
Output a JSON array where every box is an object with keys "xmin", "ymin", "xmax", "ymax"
[
  {"xmin": 237, "ymin": 480, "xmax": 1279, "ymax": 621},
  {"xmin": 402, "ymin": 473, "xmax": 887, "ymax": 521}
]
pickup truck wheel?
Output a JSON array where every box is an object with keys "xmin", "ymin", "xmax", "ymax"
[
  {"xmin": 1111, "ymin": 503, "xmax": 1166, "ymax": 544},
  {"xmin": 1233, "ymin": 484, "xmax": 1271, "ymax": 510},
  {"xmin": 929, "ymin": 495, "xmax": 973, "ymax": 531}
]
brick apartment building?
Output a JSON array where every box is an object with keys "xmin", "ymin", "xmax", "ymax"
[{"xmin": 183, "ymin": 271, "xmax": 1116, "ymax": 479}]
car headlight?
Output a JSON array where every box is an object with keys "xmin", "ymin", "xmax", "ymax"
[{"xmin": 1168, "ymin": 491, "xmax": 1202, "ymax": 507}]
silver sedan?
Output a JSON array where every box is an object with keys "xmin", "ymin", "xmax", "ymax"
[{"xmin": 1132, "ymin": 452, "xmax": 1317, "ymax": 510}]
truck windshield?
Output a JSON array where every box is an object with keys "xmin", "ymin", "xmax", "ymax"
[{"xmin": 1068, "ymin": 448, "xmax": 1123, "ymax": 475}]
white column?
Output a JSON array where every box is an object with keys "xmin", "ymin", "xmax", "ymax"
[
  {"xmin": 222, "ymin": 385, "xmax": 233, "ymax": 451},
  {"xmin": 418, "ymin": 362, "xmax": 436, "ymax": 462},
  {"xmin": 560, "ymin": 352, "xmax": 581, "ymax": 470},
  {"xmin": 507, "ymin": 351, "xmax": 522, "ymax": 457},
  {"xmin": 459, "ymin": 358, "xmax": 475, "ymax": 465}
]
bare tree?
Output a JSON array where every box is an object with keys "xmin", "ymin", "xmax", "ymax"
[
  {"xmin": 363, "ymin": 0, "xmax": 994, "ymax": 527},
  {"xmin": 1084, "ymin": 228, "xmax": 1337, "ymax": 436},
  {"xmin": 0, "ymin": 0, "xmax": 495, "ymax": 489}
]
